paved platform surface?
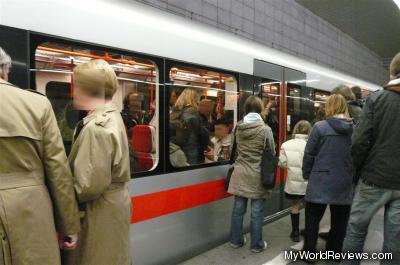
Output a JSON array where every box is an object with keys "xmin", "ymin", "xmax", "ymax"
[{"xmin": 179, "ymin": 208, "xmax": 384, "ymax": 265}]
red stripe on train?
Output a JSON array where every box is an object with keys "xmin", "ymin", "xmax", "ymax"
[{"xmin": 131, "ymin": 178, "xmax": 231, "ymax": 223}]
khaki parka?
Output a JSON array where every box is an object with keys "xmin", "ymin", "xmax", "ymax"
[
  {"xmin": 228, "ymin": 120, "xmax": 275, "ymax": 199},
  {"xmin": 63, "ymin": 103, "xmax": 131, "ymax": 265},
  {"xmin": 0, "ymin": 80, "xmax": 80, "ymax": 265}
]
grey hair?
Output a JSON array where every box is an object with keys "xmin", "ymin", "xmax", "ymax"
[{"xmin": 0, "ymin": 47, "xmax": 12, "ymax": 75}]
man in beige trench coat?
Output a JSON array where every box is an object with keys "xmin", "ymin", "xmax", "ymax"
[{"xmin": 0, "ymin": 47, "xmax": 80, "ymax": 264}]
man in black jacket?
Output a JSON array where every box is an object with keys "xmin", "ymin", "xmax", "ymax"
[{"xmin": 341, "ymin": 53, "xmax": 400, "ymax": 265}]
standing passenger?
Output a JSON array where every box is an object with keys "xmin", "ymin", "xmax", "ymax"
[
  {"xmin": 0, "ymin": 47, "xmax": 80, "ymax": 264},
  {"xmin": 332, "ymin": 85, "xmax": 362, "ymax": 124},
  {"xmin": 170, "ymin": 88, "xmax": 209, "ymax": 165},
  {"xmin": 278, "ymin": 120, "xmax": 312, "ymax": 242},
  {"xmin": 350, "ymin": 86, "xmax": 364, "ymax": 108},
  {"xmin": 302, "ymin": 94, "xmax": 353, "ymax": 261},
  {"xmin": 228, "ymin": 96, "xmax": 275, "ymax": 253},
  {"xmin": 64, "ymin": 59, "xmax": 131, "ymax": 265},
  {"xmin": 341, "ymin": 53, "xmax": 400, "ymax": 265}
]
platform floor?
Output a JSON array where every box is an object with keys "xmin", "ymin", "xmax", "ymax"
[{"xmin": 179, "ymin": 207, "xmax": 384, "ymax": 265}]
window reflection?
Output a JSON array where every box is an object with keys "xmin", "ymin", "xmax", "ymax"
[
  {"xmin": 168, "ymin": 66, "xmax": 237, "ymax": 168},
  {"xmin": 34, "ymin": 42, "xmax": 159, "ymax": 175}
]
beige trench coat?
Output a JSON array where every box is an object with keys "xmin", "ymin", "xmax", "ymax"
[
  {"xmin": 0, "ymin": 80, "xmax": 80, "ymax": 265},
  {"xmin": 63, "ymin": 103, "xmax": 131, "ymax": 265}
]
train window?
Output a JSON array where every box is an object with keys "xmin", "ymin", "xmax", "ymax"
[
  {"xmin": 33, "ymin": 42, "xmax": 159, "ymax": 175},
  {"xmin": 168, "ymin": 65, "xmax": 237, "ymax": 167},
  {"xmin": 286, "ymin": 84, "xmax": 314, "ymax": 138},
  {"xmin": 313, "ymin": 89, "xmax": 330, "ymax": 123},
  {"xmin": 257, "ymin": 80, "xmax": 280, "ymax": 147},
  {"xmin": 238, "ymin": 73, "xmax": 253, "ymax": 120}
]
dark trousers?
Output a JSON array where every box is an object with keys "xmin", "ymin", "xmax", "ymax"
[{"xmin": 303, "ymin": 202, "xmax": 351, "ymax": 253}]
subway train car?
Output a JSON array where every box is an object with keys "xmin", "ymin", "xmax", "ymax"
[{"xmin": 0, "ymin": 0, "xmax": 381, "ymax": 264}]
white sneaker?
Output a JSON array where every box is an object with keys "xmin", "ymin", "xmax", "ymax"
[
  {"xmin": 251, "ymin": 241, "xmax": 267, "ymax": 253},
  {"xmin": 229, "ymin": 237, "xmax": 247, "ymax": 249}
]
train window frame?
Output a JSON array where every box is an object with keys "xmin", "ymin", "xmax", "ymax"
[
  {"xmin": 29, "ymin": 33, "xmax": 166, "ymax": 179},
  {"xmin": 165, "ymin": 59, "xmax": 239, "ymax": 172}
]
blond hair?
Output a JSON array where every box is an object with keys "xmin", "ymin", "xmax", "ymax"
[
  {"xmin": 325, "ymin": 94, "xmax": 350, "ymax": 118},
  {"xmin": 73, "ymin": 59, "xmax": 118, "ymax": 99},
  {"xmin": 390, "ymin": 52, "xmax": 400, "ymax": 78},
  {"xmin": 174, "ymin": 88, "xmax": 199, "ymax": 110}
]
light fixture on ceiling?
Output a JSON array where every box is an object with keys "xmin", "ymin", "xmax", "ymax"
[{"xmin": 394, "ymin": 0, "xmax": 400, "ymax": 9}]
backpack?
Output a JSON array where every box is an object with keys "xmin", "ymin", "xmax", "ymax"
[{"xmin": 170, "ymin": 105, "xmax": 193, "ymax": 146}]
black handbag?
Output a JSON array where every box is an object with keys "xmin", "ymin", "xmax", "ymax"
[
  {"xmin": 225, "ymin": 128, "xmax": 237, "ymax": 191},
  {"xmin": 261, "ymin": 128, "xmax": 278, "ymax": 189}
]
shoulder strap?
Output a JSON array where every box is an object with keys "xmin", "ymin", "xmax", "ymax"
[
  {"xmin": 229, "ymin": 126, "xmax": 237, "ymax": 165},
  {"xmin": 263, "ymin": 126, "xmax": 271, "ymax": 151}
]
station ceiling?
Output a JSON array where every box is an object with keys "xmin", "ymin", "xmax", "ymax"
[{"xmin": 296, "ymin": 0, "xmax": 400, "ymax": 65}]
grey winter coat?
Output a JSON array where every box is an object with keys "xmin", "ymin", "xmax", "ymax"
[
  {"xmin": 302, "ymin": 117, "xmax": 354, "ymax": 205},
  {"xmin": 348, "ymin": 103, "xmax": 362, "ymax": 125},
  {"xmin": 228, "ymin": 120, "xmax": 275, "ymax": 199}
]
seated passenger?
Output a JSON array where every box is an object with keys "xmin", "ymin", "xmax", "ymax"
[
  {"xmin": 170, "ymin": 88, "xmax": 209, "ymax": 165},
  {"xmin": 121, "ymin": 92, "xmax": 140, "ymax": 130},
  {"xmin": 205, "ymin": 118, "xmax": 233, "ymax": 162}
]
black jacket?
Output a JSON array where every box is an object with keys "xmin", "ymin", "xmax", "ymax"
[
  {"xmin": 352, "ymin": 79, "xmax": 400, "ymax": 189},
  {"xmin": 170, "ymin": 105, "xmax": 209, "ymax": 165}
]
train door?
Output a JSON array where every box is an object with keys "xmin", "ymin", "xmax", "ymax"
[
  {"xmin": 253, "ymin": 59, "xmax": 284, "ymax": 217},
  {"xmin": 282, "ymin": 68, "xmax": 314, "ymax": 209}
]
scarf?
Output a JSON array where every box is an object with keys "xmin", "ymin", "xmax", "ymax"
[{"xmin": 243, "ymin": 112, "xmax": 263, "ymax": 124}]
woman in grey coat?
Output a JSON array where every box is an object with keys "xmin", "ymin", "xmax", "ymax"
[{"xmin": 228, "ymin": 96, "xmax": 275, "ymax": 253}]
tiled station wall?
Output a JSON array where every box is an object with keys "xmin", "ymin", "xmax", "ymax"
[{"xmin": 135, "ymin": 0, "xmax": 388, "ymax": 85}]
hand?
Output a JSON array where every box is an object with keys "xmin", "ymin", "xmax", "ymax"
[
  {"xmin": 204, "ymin": 148, "xmax": 214, "ymax": 161},
  {"xmin": 261, "ymin": 107, "xmax": 269, "ymax": 117},
  {"xmin": 59, "ymin": 234, "xmax": 78, "ymax": 250}
]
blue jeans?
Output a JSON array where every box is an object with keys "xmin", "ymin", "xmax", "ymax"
[
  {"xmin": 341, "ymin": 181, "xmax": 400, "ymax": 265},
  {"xmin": 229, "ymin": 196, "xmax": 266, "ymax": 250}
]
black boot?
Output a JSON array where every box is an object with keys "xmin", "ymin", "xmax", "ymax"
[{"xmin": 290, "ymin": 213, "xmax": 300, "ymax": 242}]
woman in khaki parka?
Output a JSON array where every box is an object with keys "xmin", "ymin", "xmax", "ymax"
[
  {"xmin": 63, "ymin": 59, "xmax": 131, "ymax": 265},
  {"xmin": 228, "ymin": 96, "xmax": 275, "ymax": 253}
]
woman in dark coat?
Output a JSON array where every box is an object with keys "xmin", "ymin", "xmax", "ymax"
[
  {"xmin": 170, "ymin": 88, "xmax": 209, "ymax": 165},
  {"xmin": 302, "ymin": 94, "xmax": 354, "ymax": 260}
]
